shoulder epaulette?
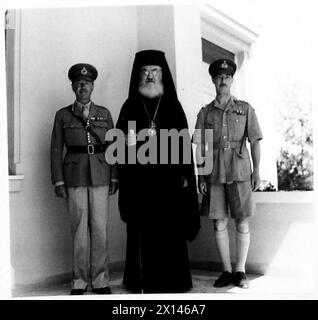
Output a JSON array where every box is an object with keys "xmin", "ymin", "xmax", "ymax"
[
  {"xmin": 94, "ymin": 104, "xmax": 108, "ymax": 111},
  {"xmin": 56, "ymin": 104, "xmax": 73, "ymax": 113},
  {"xmin": 201, "ymin": 102, "xmax": 212, "ymax": 112},
  {"xmin": 235, "ymin": 99, "xmax": 250, "ymax": 106}
]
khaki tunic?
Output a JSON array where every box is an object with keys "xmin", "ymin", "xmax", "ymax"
[
  {"xmin": 51, "ymin": 102, "xmax": 117, "ymax": 187},
  {"xmin": 193, "ymin": 96, "xmax": 263, "ymax": 184}
]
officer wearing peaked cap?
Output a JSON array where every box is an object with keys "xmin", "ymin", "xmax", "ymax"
[
  {"xmin": 51, "ymin": 63, "xmax": 118, "ymax": 295},
  {"xmin": 193, "ymin": 58, "xmax": 263, "ymax": 290},
  {"xmin": 208, "ymin": 58, "xmax": 237, "ymax": 78},
  {"xmin": 68, "ymin": 63, "xmax": 98, "ymax": 83}
]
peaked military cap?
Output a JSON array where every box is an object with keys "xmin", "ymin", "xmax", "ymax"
[
  {"xmin": 68, "ymin": 63, "xmax": 98, "ymax": 83},
  {"xmin": 209, "ymin": 59, "xmax": 237, "ymax": 77}
]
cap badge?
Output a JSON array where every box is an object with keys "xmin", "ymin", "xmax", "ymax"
[
  {"xmin": 81, "ymin": 67, "xmax": 88, "ymax": 75},
  {"xmin": 221, "ymin": 61, "xmax": 228, "ymax": 69}
]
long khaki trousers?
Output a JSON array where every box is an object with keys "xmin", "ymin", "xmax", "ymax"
[{"xmin": 67, "ymin": 185, "xmax": 110, "ymax": 290}]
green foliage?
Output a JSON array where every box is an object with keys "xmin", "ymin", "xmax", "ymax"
[
  {"xmin": 277, "ymin": 149, "xmax": 313, "ymax": 191},
  {"xmin": 276, "ymin": 84, "xmax": 313, "ymax": 191},
  {"xmin": 256, "ymin": 181, "xmax": 277, "ymax": 192}
]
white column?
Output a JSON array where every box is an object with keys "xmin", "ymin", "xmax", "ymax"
[
  {"xmin": 0, "ymin": 10, "xmax": 13, "ymax": 299},
  {"xmin": 234, "ymin": 50, "xmax": 249, "ymax": 99},
  {"xmin": 136, "ymin": 5, "xmax": 177, "ymax": 84},
  {"xmin": 173, "ymin": 4, "xmax": 204, "ymax": 132}
]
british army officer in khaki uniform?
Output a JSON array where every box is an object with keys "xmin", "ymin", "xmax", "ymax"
[
  {"xmin": 51, "ymin": 63, "xmax": 118, "ymax": 295},
  {"xmin": 193, "ymin": 59, "xmax": 262, "ymax": 289}
]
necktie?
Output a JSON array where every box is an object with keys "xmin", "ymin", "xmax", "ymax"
[{"xmin": 82, "ymin": 104, "xmax": 89, "ymax": 119}]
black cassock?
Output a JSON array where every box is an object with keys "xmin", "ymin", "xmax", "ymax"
[{"xmin": 116, "ymin": 94, "xmax": 200, "ymax": 293}]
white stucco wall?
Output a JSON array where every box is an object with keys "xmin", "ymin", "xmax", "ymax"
[
  {"xmin": 0, "ymin": 13, "xmax": 11, "ymax": 298},
  {"xmin": 9, "ymin": 6, "xmax": 138, "ymax": 287},
  {"xmin": 7, "ymin": 4, "xmax": 315, "ymax": 295},
  {"xmin": 8, "ymin": 4, "xmax": 183, "ymax": 290},
  {"xmin": 189, "ymin": 192, "xmax": 315, "ymax": 277},
  {"xmin": 137, "ymin": 5, "xmax": 176, "ymax": 81},
  {"xmin": 173, "ymin": 5, "xmax": 204, "ymax": 133}
]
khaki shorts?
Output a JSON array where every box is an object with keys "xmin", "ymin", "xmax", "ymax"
[{"xmin": 201, "ymin": 181, "xmax": 255, "ymax": 220}]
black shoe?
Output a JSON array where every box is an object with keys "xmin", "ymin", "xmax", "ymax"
[
  {"xmin": 233, "ymin": 272, "xmax": 249, "ymax": 289},
  {"xmin": 126, "ymin": 287, "xmax": 142, "ymax": 294},
  {"xmin": 70, "ymin": 288, "xmax": 87, "ymax": 295},
  {"xmin": 92, "ymin": 287, "xmax": 112, "ymax": 294},
  {"xmin": 213, "ymin": 271, "xmax": 233, "ymax": 288}
]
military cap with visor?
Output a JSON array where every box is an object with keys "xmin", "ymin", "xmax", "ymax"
[
  {"xmin": 209, "ymin": 59, "xmax": 237, "ymax": 78},
  {"xmin": 68, "ymin": 63, "xmax": 98, "ymax": 83}
]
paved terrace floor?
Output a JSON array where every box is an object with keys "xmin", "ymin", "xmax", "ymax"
[{"xmin": 12, "ymin": 269, "xmax": 317, "ymax": 299}]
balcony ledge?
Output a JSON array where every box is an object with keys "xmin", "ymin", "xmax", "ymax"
[
  {"xmin": 198, "ymin": 190, "xmax": 314, "ymax": 206},
  {"xmin": 9, "ymin": 175, "xmax": 24, "ymax": 193},
  {"xmin": 254, "ymin": 190, "xmax": 314, "ymax": 204}
]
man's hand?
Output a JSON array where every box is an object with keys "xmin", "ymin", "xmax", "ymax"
[
  {"xmin": 181, "ymin": 176, "xmax": 188, "ymax": 188},
  {"xmin": 251, "ymin": 171, "xmax": 261, "ymax": 191},
  {"xmin": 199, "ymin": 181, "xmax": 208, "ymax": 195},
  {"xmin": 109, "ymin": 180, "xmax": 119, "ymax": 195},
  {"xmin": 198, "ymin": 176, "xmax": 208, "ymax": 195},
  {"xmin": 55, "ymin": 185, "xmax": 68, "ymax": 198}
]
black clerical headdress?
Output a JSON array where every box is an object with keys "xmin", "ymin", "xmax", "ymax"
[{"xmin": 128, "ymin": 49, "xmax": 178, "ymax": 101}]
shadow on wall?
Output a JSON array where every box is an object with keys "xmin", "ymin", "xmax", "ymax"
[
  {"xmin": 9, "ymin": 143, "xmax": 126, "ymax": 291},
  {"xmin": 188, "ymin": 198, "xmax": 314, "ymax": 276}
]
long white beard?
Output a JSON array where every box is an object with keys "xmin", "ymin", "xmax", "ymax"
[{"xmin": 139, "ymin": 81, "xmax": 164, "ymax": 98}]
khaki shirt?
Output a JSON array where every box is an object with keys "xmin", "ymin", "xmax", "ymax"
[{"xmin": 193, "ymin": 96, "xmax": 263, "ymax": 183}]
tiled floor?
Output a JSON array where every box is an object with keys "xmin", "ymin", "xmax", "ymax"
[{"xmin": 12, "ymin": 269, "xmax": 316, "ymax": 299}]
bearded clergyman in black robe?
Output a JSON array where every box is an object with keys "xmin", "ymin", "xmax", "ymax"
[{"xmin": 116, "ymin": 49, "xmax": 200, "ymax": 294}]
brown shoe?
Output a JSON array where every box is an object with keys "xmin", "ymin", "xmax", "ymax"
[
  {"xmin": 213, "ymin": 271, "xmax": 233, "ymax": 288},
  {"xmin": 233, "ymin": 272, "xmax": 249, "ymax": 289}
]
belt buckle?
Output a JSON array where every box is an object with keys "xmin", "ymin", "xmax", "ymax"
[
  {"xmin": 223, "ymin": 141, "xmax": 230, "ymax": 150},
  {"xmin": 87, "ymin": 144, "xmax": 94, "ymax": 155}
]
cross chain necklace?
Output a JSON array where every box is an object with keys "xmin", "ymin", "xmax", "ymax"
[{"xmin": 142, "ymin": 96, "xmax": 162, "ymax": 136}]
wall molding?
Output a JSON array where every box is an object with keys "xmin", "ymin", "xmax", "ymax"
[
  {"xmin": 198, "ymin": 191, "xmax": 314, "ymax": 206},
  {"xmin": 8, "ymin": 175, "xmax": 24, "ymax": 193},
  {"xmin": 254, "ymin": 191, "xmax": 314, "ymax": 204},
  {"xmin": 200, "ymin": 4, "xmax": 258, "ymax": 56}
]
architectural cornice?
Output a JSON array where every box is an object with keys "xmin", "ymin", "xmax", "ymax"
[{"xmin": 200, "ymin": 3, "xmax": 258, "ymax": 55}]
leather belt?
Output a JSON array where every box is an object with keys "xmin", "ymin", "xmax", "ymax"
[
  {"xmin": 213, "ymin": 141, "xmax": 242, "ymax": 149},
  {"xmin": 67, "ymin": 144, "xmax": 107, "ymax": 155}
]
